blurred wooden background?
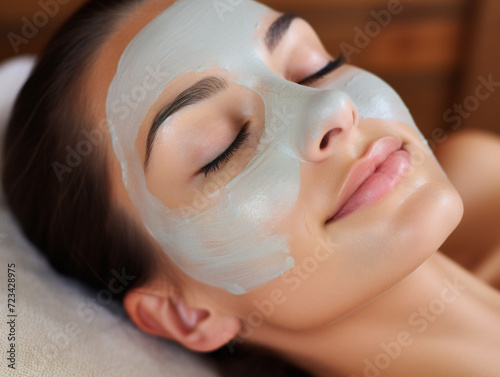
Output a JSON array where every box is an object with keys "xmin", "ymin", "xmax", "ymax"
[{"xmin": 1, "ymin": 0, "xmax": 499, "ymax": 139}]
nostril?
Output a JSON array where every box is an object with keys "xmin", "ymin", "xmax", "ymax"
[
  {"xmin": 319, "ymin": 128, "xmax": 341, "ymax": 150},
  {"xmin": 319, "ymin": 132, "xmax": 329, "ymax": 150}
]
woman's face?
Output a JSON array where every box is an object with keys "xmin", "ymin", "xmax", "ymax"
[{"xmin": 91, "ymin": 0, "xmax": 463, "ymax": 328}]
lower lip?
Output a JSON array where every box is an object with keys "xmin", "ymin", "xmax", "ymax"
[{"xmin": 330, "ymin": 149, "xmax": 411, "ymax": 221}]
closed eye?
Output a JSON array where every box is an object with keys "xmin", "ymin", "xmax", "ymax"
[
  {"xmin": 199, "ymin": 122, "xmax": 250, "ymax": 177},
  {"xmin": 298, "ymin": 54, "xmax": 345, "ymax": 86}
]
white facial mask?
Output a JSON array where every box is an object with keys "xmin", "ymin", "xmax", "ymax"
[{"xmin": 106, "ymin": 0, "xmax": 426, "ymax": 294}]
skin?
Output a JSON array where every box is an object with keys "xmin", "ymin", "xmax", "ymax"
[{"xmin": 83, "ymin": 0, "xmax": 500, "ymax": 375}]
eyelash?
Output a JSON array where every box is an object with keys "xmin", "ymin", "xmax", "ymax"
[
  {"xmin": 298, "ymin": 54, "xmax": 345, "ymax": 86},
  {"xmin": 200, "ymin": 122, "xmax": 250, "ymax": 177},
  {"xmin": 199, "ymin": 55, "xmax": 344, "ymax": 177}
]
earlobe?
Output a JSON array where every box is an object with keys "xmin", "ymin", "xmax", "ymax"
[
  {"xmin": 124, "ymin": 288, "xmax": 241, "ymax": 352},
  {"xmin": 170, "ymin": 295, "xmax": 241, "ymax": 352}
]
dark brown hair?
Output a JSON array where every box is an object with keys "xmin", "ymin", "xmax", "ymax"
[{"xmin": 1, "ymin": 0, "xmax": 311, "ymax": 376}]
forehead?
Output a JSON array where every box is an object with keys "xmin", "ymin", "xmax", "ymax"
[
  {"xmin": 95, "ymin": 0, "xmax": 276, "ymax": 95},
  {"xmin": 107, "ymin": 0, "xmax": 278, "ymax": 116},
  {"xmin": 118, "ymin": 0, "xmax": 272, "ymax": 66}
]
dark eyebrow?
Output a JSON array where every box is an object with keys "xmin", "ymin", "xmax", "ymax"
[
  {"xmin": 266, "ymin": 13, "xmax": 303, "ymax": 52},
  {"xmin": 144, "ymin": 76, "xmax": 228, "ymax": 171}
]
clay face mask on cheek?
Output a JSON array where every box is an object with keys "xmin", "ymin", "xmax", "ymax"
[{"xmin": 106, "ymin": 0, "xmax": 425, "ymax": 294}]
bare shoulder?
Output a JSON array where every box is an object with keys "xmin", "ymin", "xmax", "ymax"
[
  {"xmin": 434, "ymin": 129, "xmax": 500, "ymax": 201},
  {"xmin": 434, "ymin": 128, "xmax": 500, "ymax": 290}
]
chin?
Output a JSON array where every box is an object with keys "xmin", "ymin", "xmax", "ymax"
[{"xmin": 391, "ymin": 173, "xmax": 464, "ymax": 273}]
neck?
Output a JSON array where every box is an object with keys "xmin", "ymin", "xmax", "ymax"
[{"xmin": 253, "ymin": 252, "xmax": 500, "ymax": 377}]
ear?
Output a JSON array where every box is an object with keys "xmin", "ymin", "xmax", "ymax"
[{"xmin": 124, "ymin": 286, "xmax": 241, "ymax": 352}]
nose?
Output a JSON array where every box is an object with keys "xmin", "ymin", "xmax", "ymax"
[{"xmin": 299, "ymin": 90, "xmax": 358, "ymax": 163}]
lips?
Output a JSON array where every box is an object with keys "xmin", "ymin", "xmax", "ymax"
[{"xmin": 325, "ymin": 136, "xmax": 411, "ymax": 223}]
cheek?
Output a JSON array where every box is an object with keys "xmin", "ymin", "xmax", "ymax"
[{"xmin": 160, "ymin": 164, "xmax": 300, "ymax": 294}]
